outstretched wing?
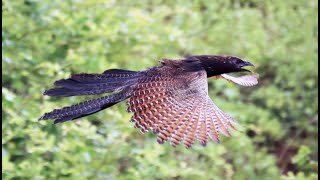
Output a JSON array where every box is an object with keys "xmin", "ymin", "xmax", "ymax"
[
  {"xmin": 127, "ymin": 67, "xmax": 237, "ymax": 148},
  {"xmin": 220, "ymin": 73, "xmax": 259, "ymax": 86}
]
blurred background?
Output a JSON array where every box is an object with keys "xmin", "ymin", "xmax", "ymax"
[{"xmin": 2, "ymin": 0, "xmax": 318, "ymax": 179}]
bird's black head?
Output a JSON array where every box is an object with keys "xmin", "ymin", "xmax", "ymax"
[{"xmin": 186, "ymin": 55, "xmax": 255, "ymax": 77}]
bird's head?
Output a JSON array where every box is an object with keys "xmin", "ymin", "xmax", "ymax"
[{"xmin": 186, "ymin": 55, "xmax": 255, "ymax": 77}]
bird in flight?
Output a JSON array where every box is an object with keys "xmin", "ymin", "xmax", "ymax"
[{"xmin": 39, "ymin": 55, "xmax": 258, "ymax": 148}]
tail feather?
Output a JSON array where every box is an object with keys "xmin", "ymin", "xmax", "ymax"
[
  {"xmin": 39, "ymin": 90, "xmax": 130, "ymax": 123},
  {"xmin": 69, "ymin": 69, "xmax": 139, "ymax": 83},
  {"xmin": 44, "ymin": 86, "xmax": 118, "ymax": 97},
  {"xmin": 44, "ymin": 69, "xmax": 142, "ymax": 97}
]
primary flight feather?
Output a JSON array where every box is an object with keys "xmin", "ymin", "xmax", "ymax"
[{"xmin": 39, "ymin": 55, "xmax": 258, "ymax": 148}]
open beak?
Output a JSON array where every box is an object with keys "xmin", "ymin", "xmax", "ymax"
[{"xmin": 240, "ymin": 61, "xmax": 255, "ymax": 72}]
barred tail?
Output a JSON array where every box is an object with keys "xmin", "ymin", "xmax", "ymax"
[
  {"xmin": 44, "ymin": 69, "xmax": 142, "ymax": 97},
  {"xmin": 39, "ymin": 89, "xmax": 130, "ymax": 124}
]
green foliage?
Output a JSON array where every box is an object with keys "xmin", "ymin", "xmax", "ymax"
[
  {"xmin": 292, "ymin": 145, "xmax": 312, "ymax": 167},
  {"xmin": 2, "ymin": 0, "xmax": 318, "ymax": 179}
]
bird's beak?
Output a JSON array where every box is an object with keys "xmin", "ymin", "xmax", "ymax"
[
  {"xmin": 240, "ymin": 61, "xmax": 255, "ymax": 72},
  {"xmin": 242, "ymin": 61, "xmax": 255, "ymax": 67}
]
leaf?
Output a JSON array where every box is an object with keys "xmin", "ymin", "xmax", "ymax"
[{"xmin": 292, "ymin": 145, "xmax": 312, "ymax": 167}]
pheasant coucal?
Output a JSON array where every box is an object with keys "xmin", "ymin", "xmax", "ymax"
[{"xmin": 39, "ymin": 55, "xmax": 258, "ymax": 148}]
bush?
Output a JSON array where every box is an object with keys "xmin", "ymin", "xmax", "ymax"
[{"xmin": 2, "ymin": 0, "xmax": 318, "ymax": 179}]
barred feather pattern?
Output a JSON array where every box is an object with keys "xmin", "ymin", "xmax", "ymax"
[
  {"xmin": 220, "ymin": 73, "xmax": 259, "ymax": 86},
  {"xmin": 127, "ymin": 70, "xmax": 237, "ymax": 148},
  {"xmin": 71, "ymin": 69, "xmax": 138, "ymax": 79},
  {"xmin": 39, "ymin": 89, "xmax": 130, "ymax": 123},
  {"xmin": 39, "ymin": 58, "xmax": 257, "ymax": 148},
  {"xmin": 127, "ymin": 76, "xmax": 179, "ymax": 133}
]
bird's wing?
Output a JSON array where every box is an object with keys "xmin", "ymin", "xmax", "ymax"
[
  {"xmin": 219, "ymin": 73, "xmax": 259, "ymax": 86},
  {"xmin": 127, "ymin": 68, "xmax": 237, "ymax": 148}
]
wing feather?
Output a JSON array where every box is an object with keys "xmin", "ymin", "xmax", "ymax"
[
  {"xmin": 156, "ymin": 98, "xmax": 188, "ymax": 144},
  {"xmin": 205, "ymin": 102, "xmax": 220, "ymax": 143},
  {"xmin": 196, "ymin": 99, "xmax": 208, "ymax": 146},
  {"xmin": 126, "ymin": 67, "xmax": 241, "ymax": 148},
  {"xmin": 208, "ymin": 100, "xmax": 231, "ymax": 137},
  {"xmin": 183, "ymin": 106, "xmax": 201, "ymax": 148},
  {"xmin": 220, "ymin": 73, "xmax": 259, "ymax": 86},
  {"xmin": 130, "ymin": 95, "xmax": 174, "ymax": 133},
  {"xmin": 210, "ymin": 102, "xmax": 238, "ymax": 131},
  {"xmin": 157, "ymin": 97, "xmax": 194, "ymax": 145},
  {"xmin": 170, "ymin": 104, "xmax": 199, "ymax": 147}
]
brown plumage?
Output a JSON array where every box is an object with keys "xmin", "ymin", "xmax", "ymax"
[{"xmin": 39, "ymin": 55, "xmax": 258, "ymax": 148}]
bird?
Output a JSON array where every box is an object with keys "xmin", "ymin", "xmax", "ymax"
[{"xmin": 39, "ymin": 55, "xmax": 258, "ymax": 148}]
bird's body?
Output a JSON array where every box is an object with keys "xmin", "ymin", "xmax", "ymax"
[{"xmin": 40, "ymin": 55, "xmax": 258, "ymax": 148}]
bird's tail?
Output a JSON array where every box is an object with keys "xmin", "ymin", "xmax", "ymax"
[
  {"xmin": 44, "ymin": 69, "xmax": 142, "ymax": 97},
  {"xmin": 39, "ymin": 89, "xmax": 130, "ymax": 123},
  {"xmin": 39, "ymin": 69, "xmax": 141, "ymax": 123}
]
